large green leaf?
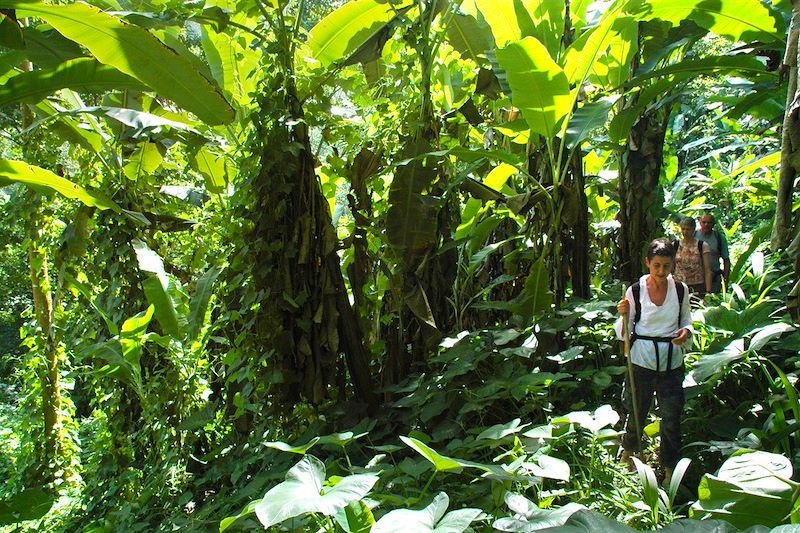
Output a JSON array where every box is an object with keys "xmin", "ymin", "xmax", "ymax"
[
  {"xmin": 22, "ymin": 26, "xmax": 84, "ymax": 68},
  {"xmin": 187, "ymin": 265, "xmax": 222, "ymax": 343},
  {"xmin": 386, "ymin": 141, "xmax": 440, "ymax": 253},
  {"xmin": 32, "ymin": 99, "xmax": 105, "ymax": 154},
  {"xmin": 400, "ymin": 436, "xmax": 463, "ymax": 472},
  {"xmin": 446, "ymin": 11, "xmax": 494, "ymax": 61},
  {"xmin": 372, "ymin": 492, "xmax": 482, "ymax": 533},
  {"xmin": 495, "ymin": 37, "xmax": 570, "ymax": 138},
  {"xmin": 563, "ymin": 13, "xmax": 636, "ymax": 88},
  {"xmin": 0, "ymin": 159, "xmax": 120, "ymax": 211},
  {"xmin": 3, "ymin": 1, "xmax": 233, "ymax": 125},
  {"xmin": 307, "ymin": 0, "xmax": 411, "ymax": 68},
  {"xmin": 133, "ymin": 239, "xmax": 187, "ymax": 339},
  {"xmin": 0, "ymin": 488, "xmax": 53, "ymax": 525},
  {"xmin": 633, "ymin": 0, "xmax": 782, "ymax": 43},
  {"xmin": 494, "ymin": 495, "xmax": 585, "ymax": 531},
  {"xmin": 690, "ymin": 450, "xmax": 796, "ymax": 529},
  {"xmin": 564, "ymin": 96, "xmax": 617, "ymax": 150},
  {"xmin": 468, "ymin": 0, "xmax": 534, "ymax": 48},
  {"xmin": 188, "ymin": 146, "xmax": 227, "ymax": 194},
  {"xmin": 253, "ymin": 455, "xmax": 379, "ymax": 529}
]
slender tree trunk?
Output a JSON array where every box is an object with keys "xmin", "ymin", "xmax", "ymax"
[
  {"xmin": 25, "ymin": 191, "xmax": 63, "ymax": 479},
  {"xmin": 617, "ymin": 107, "xmax": 670, "ymax": 283},
  {"xmin": 569, "ymin": 150, "xmax": 591, "ymax": 298},
  {"xmin": 773, "ymin": 2, "xmax": 800, "ymax": 251}
]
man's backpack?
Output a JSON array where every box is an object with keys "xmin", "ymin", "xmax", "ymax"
[{"xmin": 630, "ymin": 280, "xmax": 685, "ymax": 370}]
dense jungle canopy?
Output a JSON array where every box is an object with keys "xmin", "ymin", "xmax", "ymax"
[{"xmin": 1, "ymin": 0, "xmax": 800, "ymax": 531}]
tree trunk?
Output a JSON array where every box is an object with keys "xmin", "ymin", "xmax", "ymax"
[
  {"xmin": 773, "ymin": 2, "xmax": 800, "ymax": 251},
  {"xmin": 25, "ymin": 191, "xmax": 63, "ymax": 480},
  {"xmin": 617, "ymin": 107, "xmax": 669, "ymax": 283},
  {"xmin": 569, "ymin": 150, "xmax": 591, "ymax": 299}
]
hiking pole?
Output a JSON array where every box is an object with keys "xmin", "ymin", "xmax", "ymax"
[{"xmin": 622, "ymin": 284, "xmax": 642, "ymax": 455}]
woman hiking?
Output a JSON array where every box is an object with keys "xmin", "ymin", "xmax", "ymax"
[
  {"xmin": 673, "ymin": 216, "xmax": 712, "ymax": 301},
  {"xmin": 616, "ymin": 239, "xmax": 693, "ymax": 484}
]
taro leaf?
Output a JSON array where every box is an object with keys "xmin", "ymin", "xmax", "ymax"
[
  {"xmin": 690, "ymin": 450, "xmax": 795, "ymax": 529},
  {"xmin": 525, "ymin": 455, "xmax": 570, "ymax": 481},
  {"xmin": 219, "ymin": 500, "xmax": 259, "ymax": 532},
  {"xmin": 748, "ymin": 322, "xmax": 795, "ymax": 352},
  {"xmin": 0, "ymin": 159, "xmax": 120, "ymax": 212},
  {"xmin": 551, "ymin": 404, "xmax": 619, "ymax": 435},
  {"xmin": 187, "ymin": 265, "xmax": 223, "ymax": 342},
  {"xmin": 536, "ymin": 509, "xmax": 636, "ymax": 532},
  {"xmin": 632, "ymin": 0, "xmax": 781, "ymax": 43},
  {"xmin": 494, "ymin": 497, "xmax": 585, "ymax": 532},
  {"xmin": 564, "ymin": 96, "xmax": 617, "ymax": 150},
  {"xmin": 4, "ymin": 0, "xmax": 234, "ymax": 125},
  {"xmin": 492, "ymin": 328, "xmax": 523, "ymax": 346},
  {"xmin": 689, "ymin": 338, "xmax": 746, "ymax": 383},
  {"xmin": 547, "ymin": 346, "xmax": 584, "ymax": 364},
  {"xmin": 307, "ymin": 0, "xmax": 412, "ymax": 68},
  {"xmin": 317, "ymin": 431, "xmax": 369, "ymax": 447},
  {"xmin": 334, "ymin": 500, "xmax": 375, "ymax": 533},
  {"xmin": 495, "ymin": 36, "xmax": 571, "ymax": 139},
  {"xmin": 400, "ymin": 436, "xmax": 462, "ymax": 472},
  {"xmin": 660, "ymin": 519, "xmax": 766, "ymax": 532},
  {"xmin": 0, "ymin": 57, "xmax": 146, "ymax": 108},
  {"xmin": 476, "ymin": 418, "xmax": 529, "ymax": 441},
  {"xmin": 0, "ymin": 488, "xmax": 54, "ymax": 525},
  {"xmin": 263, "ymin": 437, "xmax": 320, "ymax": 455},
  {"xmin": 371, "ymin": 492, "xmax": 482, "ymax": 533},
  {"xmin": 253, "ymin": 455, "xmax": 379, "ymax": 529}
]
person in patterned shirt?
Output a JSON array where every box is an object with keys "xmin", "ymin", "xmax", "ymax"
[{"xmin": 673, "ymin": 216, "xmax": 711, "ymax": 300}]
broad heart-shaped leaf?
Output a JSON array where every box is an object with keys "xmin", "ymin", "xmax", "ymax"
[
  {"xmin": 690, "ymin": 450, "xmax": 795, "ymax": 529},
  {"xmin": 307, "ymin": 0, "xmax": 411, "ymax": 68},
  {"xmin": 0, "ymin": 488, "xmax": 54, "ymax": 525},
  {"xmin": 372, "ymin": 492, "xmax": 482, "ymax": 533},
  {"xmin": 748, "ymin": 322, "xmax": 795, "ymax": 352},
  {"xmin": 4, "ymin": 1, "xmax": 233, "ymax": 125},
  {"xmin": 254, "ymin": 455, "xmax": 379, "ymax": 529},
  {"xmin": 0, "ymin": 57, "xmax": 147, "ymax": 108},
  {"xmin": 400, "ymin": 436, "xmax": 463, "ymax": 472},
  {"xmin": 564, "ymin": 96, "xmax": 617, "ymax": 150},
  {"xmin": 263, "ymin": 437, "xmax": 320, "ymax": 455},
  {"xmin": 494, "ymin": 496, "xmax": 585, "ymax": 532},
  {"xmin": 688, "ymin": 338, "xmax": 746, "ymax": 383},
  {"xmin": 495, "ymin": 37, "xmax": 570, "ymax": 139},
  {"xmin": 632, "ymin": 0, "xmax": 781, "ymax": 43},
  {"xmin": 535, "ymin": 509, "xmax": 636, "ymax": 532},
  {"xmin": 0, "ymin": 159, "xmax": 120, "ymax": 211}
]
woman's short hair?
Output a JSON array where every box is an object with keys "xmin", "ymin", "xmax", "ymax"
[
  {"xmin": 646, "ymin": 238, "xmax": 676, "ymax": 260},
  {"xmin": 679, "ymin": 216, "xmax": 695, "ymax": 229}
]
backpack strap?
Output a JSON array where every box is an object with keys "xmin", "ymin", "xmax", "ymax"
[{"xmin": 630, "ymin": 279, "xmax": 685, "ymax": 371}]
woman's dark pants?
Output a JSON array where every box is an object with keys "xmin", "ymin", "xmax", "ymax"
[{"xmin": 621, "ymin": 364, "xmax": 684, "ymax": 469}]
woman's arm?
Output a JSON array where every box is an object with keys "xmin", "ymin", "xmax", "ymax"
[{"xmin": 673, "ymin": 281, "xmax": 694, "ymax": 345}]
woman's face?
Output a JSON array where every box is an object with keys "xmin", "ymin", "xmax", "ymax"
[
  {"xmin": 680, "ymin": 222, "xmax": 694, "ymax": 237},
  {"xmin": 645, "ymin": 255, "xmax": 673, "ymax": 280}
]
